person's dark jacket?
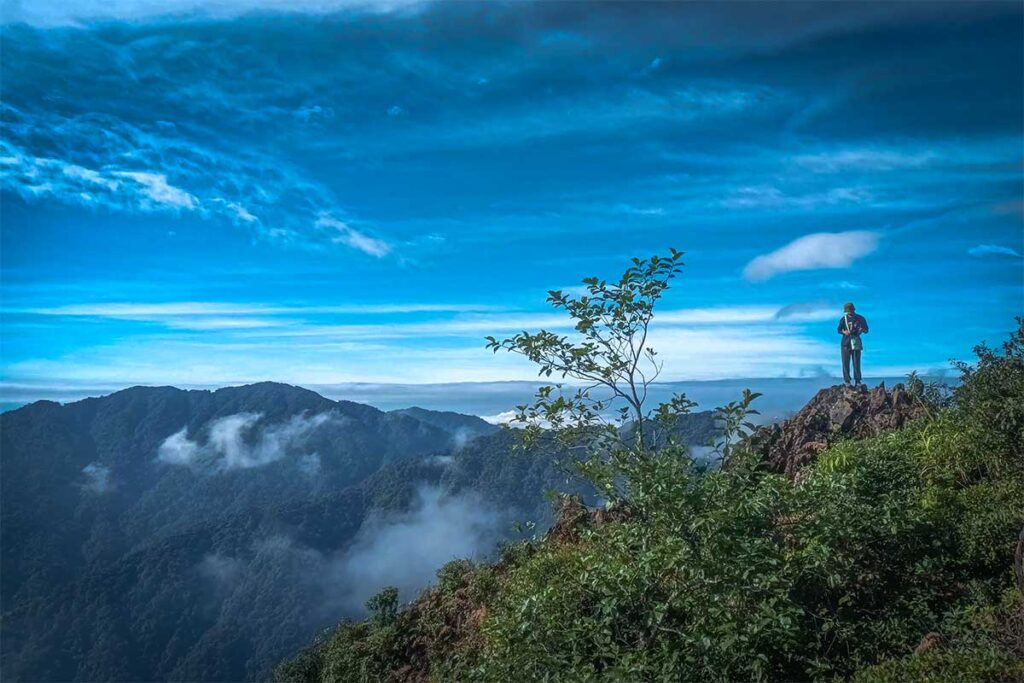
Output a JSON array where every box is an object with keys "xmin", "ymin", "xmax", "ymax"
[{"xmin": 837, "ymin": 312, "xmax": 868, "ymax": 347}]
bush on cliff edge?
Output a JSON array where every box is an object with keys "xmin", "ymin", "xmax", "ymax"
[{"xmin": 274, "ymin": 295, "xmax": 1023, "ymax": 682}]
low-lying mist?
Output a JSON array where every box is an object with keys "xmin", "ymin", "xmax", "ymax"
[
  {"xmin": 157, "ymin": 411, "xmax": 336, "ymax": 470},
  {"xmin": 331, "ymin": 484, "xmax": 505, "ymax": 612},
  {"xmin": 196, "ymin": 484, "xmax": 506, "ymax": 624}
]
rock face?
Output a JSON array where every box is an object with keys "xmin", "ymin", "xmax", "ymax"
[
  {"xmin": 747, "ymin": 383, "xmax": 928, "ymax": 478},
  {"xmin": 546, "ymin": 495, "xmax": 636, "ymax": 544}
]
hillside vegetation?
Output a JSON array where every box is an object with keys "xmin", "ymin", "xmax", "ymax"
[
  {"xmin": 2, "ymin": 384, "xmax": 712, "ymax": 681},
  {"xmin": 276, "ymin": 253, "xmax": 1023, "ymax": 682}
]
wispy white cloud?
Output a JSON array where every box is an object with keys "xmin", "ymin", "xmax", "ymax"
[
  {"xmin": 480, "ymin": 410, "xmax": 518, "ymax": 426},
  {"xmin": 0, "ymin": 106, "xmax": 390, "ymax": 256},
  {"xmin": 655, "ymin": 306, "xmax": 834, "ymax": 325},
  {"xmin": 824, "ymin": 280, "xmax": 864, "ymax": 291},
  {"xmin": 217, "ymin": 199, "xmax": 259, "ymax": 223},
  {"xmin": 112, "ymin": 171, "xmax": 198, "ymax": 210},
  {"xmin": 233, "ymin": 314, "xmax": 572, "ymax": 340},
  {"xmin": 61, "ymin": 163, "xmax": 120, "ymax": 190},
  {"xmin": 305, "ymin": 82, "xmax": 792, "ymax": 157},
  {"xmin": 316, "ymin": 216, "xmax": 392, "ymax": 258},
  {"xmin": 1, "ymin": 0, "xmax": 429, "ymax": 27},
  {"xmin": 11, "ymin": 301, "xmax": 504, "ymax": 318},
  {"xmin": 967, "ymin": 244, "xmax": 1022, "ymax": 259},
  {"xmin": 640, "ymin": 56, "xmax": 664, "ymax": 75},
  {"xmin": 160, "ymin": 317, "xmax": 283, "ymax": 330},
  {"xmin": 157, "ymin": 427, "xmax": 201, "ymax": 465},
  {"xmin": 294, "ymin": 105, "xmax": 335, "ymax": 123},
  {"xmin": 723, "ymin": 185, "xmax": 872, "ymax": 210},
  {"xmin": 157, "ymin": 411, "xmax": 334, "ymax": 470},
  {"xmin": 2, "ymin": 311, "xmax": 840, "ymax": 387},
  {"xmin": 794, "ymin": 148, "xmax": 937, "ymax": 173},
  {"xmin": 743, "ymin": 231, "xmax": 880, "ymax": 281},
  {"xmin": 644, "ymin": 326, "xmax": 834, "ymax": 380},
  {"xmin": 611, "ymin": 203, "xmax": 665, "ymax": 216},
  {"xmin": 6, "ymin": 301, "xmax": 837, "ymax": 341},
  {"xmin": 223, "ymin": 305, "xmax": 833, "ymax": 341}
]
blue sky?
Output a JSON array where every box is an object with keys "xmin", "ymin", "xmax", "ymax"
[{"xmin": 1, "ymin": 1, "xmax": 1022, "ymax": 407}]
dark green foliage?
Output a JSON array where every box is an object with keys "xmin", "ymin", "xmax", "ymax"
[
  {"xmin": 274, "ymin": 559, "xmax": 500, "ymax": 683},
  {"xmin": 467, "ymin": 322, "xmax": 1024, "ymax": 681},
  {"xmin": 367, "ymin": 588, "xmax": 400, "ymax": 627},
  {"xmin": 904, "ymin": 370, "xmax": 953, "ymax": 415},
  {"xmin": 713, "ymin": 387, "xmax": 761, "ymax": 463},
  {"xmin": 277, "ymin": 262, "xmax": 1024, "ymax": 681},
  {"xmin": 951, "ymin": 316, "xmax": 1024, "ymax": 459},
  {"xmin": 850, "ymin": 589, "xmax": 1024, "ymax": 682}
]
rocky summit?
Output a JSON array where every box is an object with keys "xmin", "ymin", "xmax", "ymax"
[{"xmin": 748, "ymin": 383, "xmax": 929, "ymax": 478}]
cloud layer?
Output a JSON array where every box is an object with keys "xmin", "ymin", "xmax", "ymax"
[
  {"xmin": 4, "ymin": 303, "xmax": 845, "ymax": 388},
  {"xmin": 0, "ymin": 103, "xmax": 391, "ymax": 256},
  {"xmin": 1, "ymin": 3, "xmax": 1020, "ymax": 403}
]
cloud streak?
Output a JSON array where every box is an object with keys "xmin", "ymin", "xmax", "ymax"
[
  {"xmin": 112, "ymin": 171, "xmax": 198, "ymax": 210},
  {"xmin": 968, "ymin": 244, "xmax": 1022, "ymax": 259},
  {"xmin": 1, "ymin": 301, "xmax": 849, "ymax": 392},
  {"xmin": 723, "ymin": 185, "xmax": 872, "ymax": 210},
  {"xmin": 8, "ymin": 302, "xmax": 834, "ymax": 337},
  {"xmin": 743, "ymin": 231, "xmax": 880, "ymax": 281},
  {"xmin": 13, "ymin": 301, "xmax": 505, "ymax": 317},
  {"xmin": 316, "ymin": 216, "xmax": 392, "ymax": 258},
  {"xmin": 1, "ymin": 0, "xmax": 429, "ymax": 26},
  {"xmin": 793, "ymin": 148, "xmax": 937, "ymax": 173}
]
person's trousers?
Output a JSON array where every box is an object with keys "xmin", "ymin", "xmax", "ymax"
[{"xmin": 842, "ymin": 345, "xmax": 862, "ymax": 383}]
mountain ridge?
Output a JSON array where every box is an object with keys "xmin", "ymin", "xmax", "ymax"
[
  {"xmin": 0, "ymin": 382, "xmax": 499, "ymax": 681},
  {"xmin": 0, "ymin": 380, "xmax": 717, "ymax": 681}
]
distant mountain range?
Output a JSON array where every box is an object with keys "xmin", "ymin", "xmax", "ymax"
[
  {"xmin": 0, "ymin": 382, "xmax": 715, "ymax": 682},
  {"xmin": 1, "ymin": 375, "xmax": 944, "ymax": 418}
]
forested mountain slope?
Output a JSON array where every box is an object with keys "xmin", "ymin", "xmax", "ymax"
[
  {"xmin": 0, "ymin": 382, "xmax": 458, "ymax": 681},
  {"xmin": 0, "ymin": 381, "xmax": 715, "ymax": 681}
]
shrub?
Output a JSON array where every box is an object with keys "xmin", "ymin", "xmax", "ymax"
[{"xmin": 275, "ymin": 264, "xmax": 1024, "ymax": 681}]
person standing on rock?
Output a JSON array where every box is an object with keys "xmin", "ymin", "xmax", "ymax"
[{"xmin": 838, "ymin": 302, "xmax": 869, "ymax": 386}]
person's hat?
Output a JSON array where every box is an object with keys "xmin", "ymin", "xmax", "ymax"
[{"xmin": 843, "ymin": 302, "xmax": 856, "ymax": 312}]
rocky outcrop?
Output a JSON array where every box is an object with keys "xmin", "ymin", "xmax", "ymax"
[
  {"xmin": 546, "ymin": 495, "xmax": 636, "ymax": 544},
  {"xmin": 546, "ymin": 495, "xmax": 592, "ymax": 544},
  {"xmin": 747, "ymin": 383, "xmax": 928, "ymax": 478}
]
